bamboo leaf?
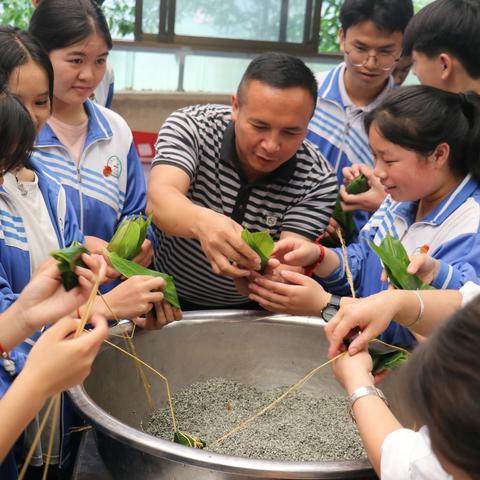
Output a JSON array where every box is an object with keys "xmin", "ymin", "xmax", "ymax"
[
  {"xmin": 241, "ymin": 228, "xmax": 274, "ymax": 268},
  {"xmin": 372, "ymin": 350, "xmax": 408, "ymax": 374},
  {"xmin": 369, "ymin": 233, "xmax": 433, "ymax": 290},
  {"xmin": 108, "ymin": 215, "xmax": 151, "ymax": 260},
  {"xmin": 106, "ymin": 252, "xmax": 180, "ymax": 309},
  {"xmin": 173, "ymin": 431, "xmax": 206, "ymax": 449},
  {"xmin": 50, "ymin": 241, "xmax": 89, "ymax": 291},
  {"xmin": 328, "ymin": 174, "xmax": 370, "ymax": 244}
]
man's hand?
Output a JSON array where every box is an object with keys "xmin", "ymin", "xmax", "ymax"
[
  {"xmin": 135, "ymin": 302, "xmax": 183, "ymax": 330},
  {"xmin": 192, "ymin": 209, "xmax": 260, "ymax": 277},
  {"xmin": 131, "ymin": 239, "xmax": 154, "ymax": 268}
]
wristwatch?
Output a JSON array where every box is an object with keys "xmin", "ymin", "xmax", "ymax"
[
  {"xmin": 348, "ymin": 385, "xmax": 388, "ymax": 421},
  {"xmin": 320, "ymin": 295, "xmax": 342, "ymax": 322}
]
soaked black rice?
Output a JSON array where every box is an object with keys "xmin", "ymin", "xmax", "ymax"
[{"xmin": 143, "ymin": 378, "xmax": 365, "ymax": 461}]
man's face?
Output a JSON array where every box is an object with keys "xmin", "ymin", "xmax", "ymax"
[
  {"xmin": 340, "ymin": 21, "xmax": 403, "ymax": 92},
  {"xmin": 231, "ymin": 80, "xmax": 314, "ymax": 181}
]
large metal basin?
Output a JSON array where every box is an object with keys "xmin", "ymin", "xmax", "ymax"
[{"xmin": 70, "ymin": 311, "xmax": 401, "ymax": 479}]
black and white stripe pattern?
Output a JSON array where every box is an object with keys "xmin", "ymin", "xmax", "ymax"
[{"xmin": 152, "ymin": 104, "xmax": 338, "ymax": 307}]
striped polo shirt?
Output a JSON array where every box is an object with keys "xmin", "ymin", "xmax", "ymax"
[{"xmin": 152, "ymin": 103, "xmax": 338, "ymax": 307}]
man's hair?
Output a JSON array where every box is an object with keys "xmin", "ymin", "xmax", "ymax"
[
  {"xmin": 403, "ymin": 0, "xmax": 480, "ymax": 79},
  {"xmin": 340, "ymin": 0, "xmax": 413, "ymax": 33},
  {"xmin": 237, "ymin": 52, "xmax": 317, "ymax": 107}
]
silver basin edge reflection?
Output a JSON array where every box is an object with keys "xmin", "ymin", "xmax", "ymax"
[{"xmin": 69, "ymin": 310, "xmax": 383, "ymax": 479}]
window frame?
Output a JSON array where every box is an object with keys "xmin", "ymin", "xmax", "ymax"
[{"xmin": 133, "ymin": 0, "xmax": 325, "ymax": 55}]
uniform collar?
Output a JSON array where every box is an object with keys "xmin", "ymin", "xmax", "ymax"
[
  {"xmin": 36, "ymin": 100, "xmax": 113, "ymax": 148},
  {"xmin": 318, "ymin": 62, "xmax": 394, "ymax": 111},
  {"xmin": 391, "ymin": 174, "xmax": 480, "ymax": 226},
  {"xmin": 220, "ymin": 121, "xmax": 298, "ymax": 185}
]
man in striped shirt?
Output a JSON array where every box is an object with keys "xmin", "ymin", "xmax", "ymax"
[{"xmin": 147, "ymin": 53, "xmax": 337, "ymax": 309}]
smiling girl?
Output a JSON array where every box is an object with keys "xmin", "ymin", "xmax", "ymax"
[
  {"xmin": 249, "ymin": 86, "xmax": 480, "ymax": 347},
  {"xmin": 28, "ymin": 0, "xmax": 152, "ymax": 270},
  {"xmin": 0, "ymin": 26, "xmax": 179, "ymax": 477}
]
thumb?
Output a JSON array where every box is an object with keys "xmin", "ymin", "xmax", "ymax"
[
  {"xmin": 406, "ymin": 255, "xmax": 423, "ymax": 275},
  {"xmin": 279, "ymin": 269, "xmax": 309, "ymax": 286},
  {"xmin": 359, "ymin": 164, "xmax": 374, "ymax": 179},
  {"xmin": 49, "ymin": 317, "xmax": 80, "ymax": 339}
]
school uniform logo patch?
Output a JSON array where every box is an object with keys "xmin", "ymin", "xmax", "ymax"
[{"xmin": 104, "ymin": 155, "xmax": 122, "ymax": 178}]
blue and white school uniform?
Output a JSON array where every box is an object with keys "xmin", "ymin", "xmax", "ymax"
[
  {"xmin": 319, "ymin": 174, "xmax": 480, "ymax": 347},
  {"xmin": 33, "ymin": 100, "xmax": 147, "ymax": 243},
  {"xmin": 307, "ymin": 63, "xmax": 394, "ymax": 238},
  {"xmin": 0, "ymin": 159, "xmax": 84, "ymax": 478}
]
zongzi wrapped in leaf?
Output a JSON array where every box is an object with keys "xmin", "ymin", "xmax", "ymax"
[
  {"xmin": 173, "ymin": 431, "xmax": 206, "ymax": 449},
  {"xmin": 241, "ymin": 228, "xmax": 274, "ymax": 268},
  {"xmin": 107, "ymin": 214, "xmax": 153, "ymax": 260},
  {"xmin": 50, "ymin": 241, "xmax": 89, "ymax": 291}
]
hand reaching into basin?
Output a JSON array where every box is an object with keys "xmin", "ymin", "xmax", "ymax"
[{"xmin": 325, "ymin": 289, "xmax": 463, "ymax": 358}]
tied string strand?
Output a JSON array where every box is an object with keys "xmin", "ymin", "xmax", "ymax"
[{"xmin": 18, "ymin": 268, "xmax": 178, "ymax": 480}]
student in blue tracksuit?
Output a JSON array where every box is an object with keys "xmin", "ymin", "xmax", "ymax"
[
  {"xmin": 307, "ymin": 0, "xmax": 413, "ymax": 243},
  {"xmin": 0, "ymin": 28, "xmax": 177, "ymax": 479},
  {"xmin": 248, "ymin": 86, "xmax": 480, "ymax": 348},
  {"xmin": 29, "ymin": 0, "xmax": 153, "ymax": 272}
]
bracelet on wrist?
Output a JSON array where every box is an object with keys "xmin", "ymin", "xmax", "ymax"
[
  {"xmin": 405, "ymin": 290, "xmax": 424, "ymax": 329},
  {"xmin": 348, "ymin": 385, "xmax": 388, "ymax": 422},
  {"xmin": 305, "ymin": 235, "xmax": 326, "ymax": 277}
]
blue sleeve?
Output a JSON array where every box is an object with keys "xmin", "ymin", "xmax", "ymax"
[
  {"xmin": 105, "ymin": 81, "xmax": 114, "ymax": 109},
  {"xmin": 0, "ymin": 262, "xmax": 19, "ymax": 313},
  {"xmin": 63, "ymin": 195, "xmax": 85, "ymax": 247},
  {"xmin": 431, "ymin": 231, "xmax": 480, "ymax": 289},
  {"xmin": 318, "ymin": 226, "xmax": 379, "ymax": 296},
  {"xmin": 121, "ymin": 142, "xmax": 147, "ymax": 222}
]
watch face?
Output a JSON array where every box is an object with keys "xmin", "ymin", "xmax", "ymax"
[{"xmin": 321, "ymin": 305, "xmax": 339, "ymax": 322}]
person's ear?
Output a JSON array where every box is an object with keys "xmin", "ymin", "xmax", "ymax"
[
  {"xmin": 430, "ymin": 142, "xmax": 450, "ymax": 169},
  {"xmin": 338, "ymin": 28, "xmax": 345, "ymax": 53},
  {"xmin": 231, "ymin": 94, "xmax": 239, "ymax": 121},
  {"xmin": 439, "ymin": 53, "xmax": 454, "ymax": 82}
]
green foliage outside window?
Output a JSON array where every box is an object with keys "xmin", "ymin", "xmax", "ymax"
[{"xmin": 1, "ymin": 0, "xmax": 434, "ymax": 52}]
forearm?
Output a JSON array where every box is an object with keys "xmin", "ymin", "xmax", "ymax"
[
  {"xmin": 0, "ymin": 375, "xmax": 47, "ymax": 462},
  {"xmin": 389, "ymin": 289, "xmax": 462, "ymax": 336},
  {"xmin": 0, "ymin": 303, "xmax": 34, "ymax": 352},
  {"xmin": 345, "ymin": 375, "xmax": 402, "ymax": 476},
  {"xmin": 147, "ymin": 185, "xmax": 209, "ymax": 238}
]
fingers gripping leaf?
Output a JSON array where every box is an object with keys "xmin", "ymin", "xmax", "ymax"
[
  {"xmin": 241, "ymin": 228, "xmax": 274, "ymax": 268},
  {"xmin": 329, "ymin": 174, "xmax": 370, "ymax": 244},
  {"xmin": 106, "ymin": 251, "xmax": 180, "ymax": 309},
  {"xmin": 369, "ymin": 233, "xmax": 433, "ymax": 290},
  {"xmin": 50, "ymin": 241, "xmax": 89, "ymax": 291}
]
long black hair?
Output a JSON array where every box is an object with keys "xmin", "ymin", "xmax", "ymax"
[
  {"xmin": 401, "ymin": 296, "xmax": 480, "ymax": 478},
  {"xmin": 0, "ymin": 26, "xmax": 54, "ymax": 103},
  {"xmin": 0, "ymin": 80, "xmax": 36, "ymax": 174},
  {"xmin": 29, "ymin": 0, "xmax": 113, "ymax": 53},
  {"xmin": 364, "ymin": 85, "xmax": 480, "ymax": 181}
]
